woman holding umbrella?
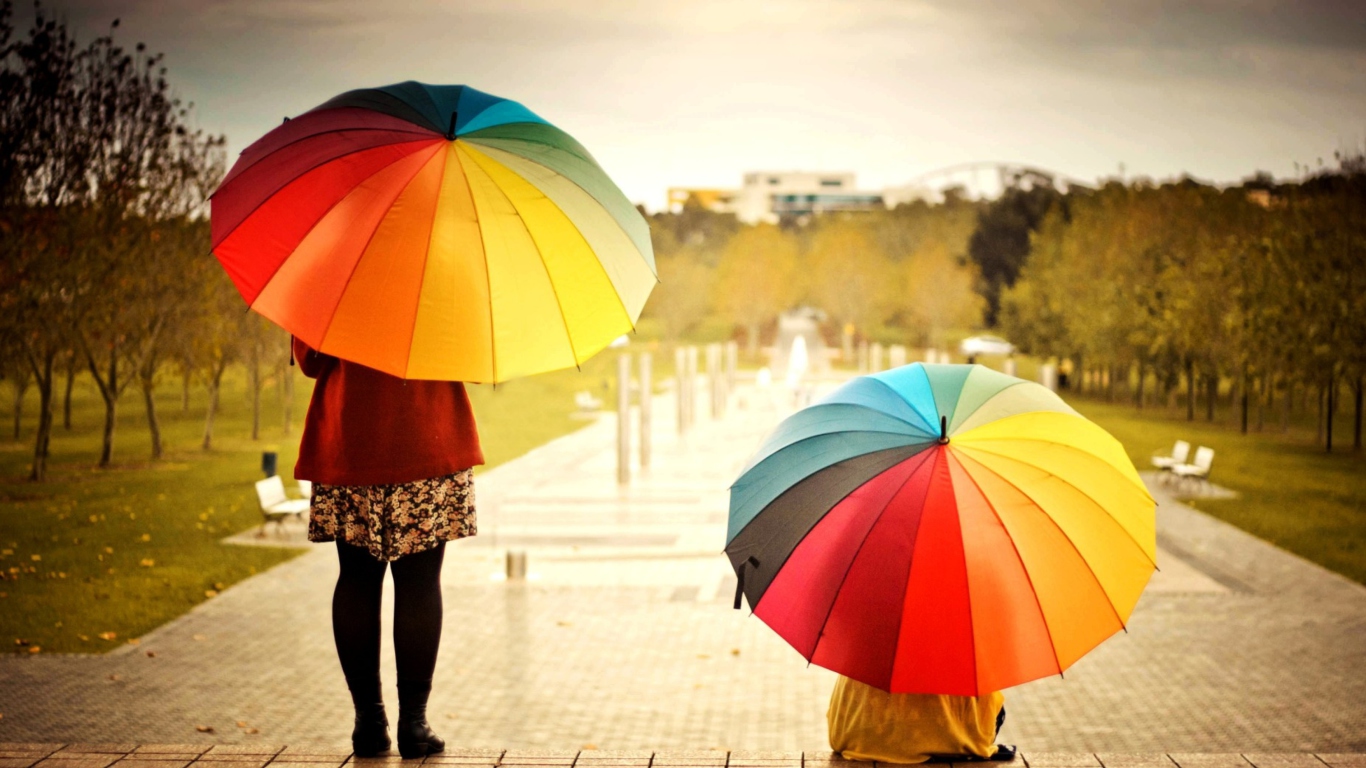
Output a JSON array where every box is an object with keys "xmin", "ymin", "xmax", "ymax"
[
  {"xmin": 212, "ymin": 82, "xmax": 656, "ymax": 755},
  {"xmin": 293, "ymin": 337, "xmax": 481, "ymax": 757}
]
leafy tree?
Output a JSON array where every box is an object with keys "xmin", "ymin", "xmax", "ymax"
[
  {"xmin": 967, "ymin": 172, "xmax": 1061, "ymax": 327},
  {"xmin": 713, "ymin": 224, "xmax": 800, "ymax": 357}
]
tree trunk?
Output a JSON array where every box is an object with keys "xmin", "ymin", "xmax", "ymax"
[
  {"xmin": 1135, "ymin": 361, "xmax": 1146, "ymax": 410},
  {"xmin": 181, "ymin": 360, "xmax": 191, "ymax": 412},
  {"xmin": 1240, "ymin": 365, "xmax": 1249, "ymax": 434},
  {"xmin": 1185, "ymin": 358, "xmax": 1195, "ymax": 421},
  {"xmin": 62, "ymin": 351, "xmax": 75, "ymax": 430},
  {"xmin": 90, "ymin": 348, "xmax": 119, "ymax": 468},
  {"xmin": 141, "ymin": 380, "xmax": 162, "ymax": 460},
  {"xmin": 1325, "ymin": 373, "xmax": 1336, "ymax": 453},
  {"xmin": 1282, "ymin": 380, "xmax": 1292, "ymax": 433},
  {"xmin": 27, "ymin": 348, "xmax": 56, "ymax": 482},
  {"xmin": 282, "ymin": 361, "xmax": 294, "ymax": 438},
  {"xmin": 1316, "ymin": 383, "xmax": 1325, "ymax": 446},
  {"xmin": 11, "ymin": 368, "xmax": 28, "ymax": 440},
  {"xmin": 202, "ymin": 365, "xmax": 224, "ymax": 451},
  {"xmin": 1256, "ymin": 374, "xmax": 1267, "ymax": 432},
  {"xmin": 1204, "ymin": 373, "xmax": 1216, "ymax": 422},
  {"xmin": 250, "ymin": 345, "xmax": 262, "ymax": 441},
  {"xmin": 1354, "ymin": 374, "xmax": 1362, "ymax": 452}
]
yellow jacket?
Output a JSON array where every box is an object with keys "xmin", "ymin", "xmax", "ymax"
[{"xmin": 827, "ymin": 676, "xmax": 1004, "ymax": 763}]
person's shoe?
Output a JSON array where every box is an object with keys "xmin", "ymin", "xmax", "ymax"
[
  {"xmin": 350, "ymin": 707, "xmax": 390, "ymax": 757},
  {"xmin": 396, "ymin": 679, "xmax": 445, "ymax": 759},
  {"xmin": 990, "ymin": 745, "xmax": 1017, "ymax": 762}
]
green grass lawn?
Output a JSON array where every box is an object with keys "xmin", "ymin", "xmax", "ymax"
[
  {"xmin": 0, "ymin": 345, "xmax": 645, "ymax": 654},
  {"xmin": 1073, "ymin": 397, "xmax": 1366, "ymax": 585}
]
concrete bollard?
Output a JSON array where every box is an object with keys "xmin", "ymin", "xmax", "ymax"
[
  {"xmin": 617, "ymin": 353, "xmax": 630, "ymax": 485},
  {"xmin": 1040, "ymin": 363, "xmax": 1058, "ymax": 392},
  {"xmin": 707, "ymin": 344, "xmax": 722, "ymax": 420},
  {"xmin": 889, "ymin": 345, "xmax": 906, "ymax": 369},
  {"xmin": 639, "ymin": 352, "xmax": 652, "ymax": 470},
  {"xmin": 870, "ymin": 343, "xmax": 884, "ymax": 373},
  {"xmin": 858, "ymin": 340, "xmax": 869, "ymax": 374},
  {"xmin": 686, "ymin": 346, "xmax": 699, "ymax": 428},
  {"xmin": 675, "ymin": 347, "xmax": 687, "ymax": 435},
  {"xmin": 506, "ymin": 550, "xmax": 527, "ymax": 580},
  {"xmin": 1004, "ymin": 357, "xmax": 1017, "ymax": 378}
]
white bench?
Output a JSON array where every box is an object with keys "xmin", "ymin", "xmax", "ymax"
[
  {"xmin": 254, "ymin": 475, "xmax": 311, "ymax": 534},
  {"xmin": 1171, "ymin": 446, "xmax": 1215, "ymax": 491},
  {"xmin": 1151, "ymin": 440, "xmax": 1191, "ymax": 483}
]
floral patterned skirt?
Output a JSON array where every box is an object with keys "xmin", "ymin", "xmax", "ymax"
[{"xmin": 308, "ymin": 469, "xmax": 476, "ymax": 562}]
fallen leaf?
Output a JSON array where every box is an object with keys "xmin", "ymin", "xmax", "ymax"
[
  {"xmin": 27, "ymin": 646, "xmax": 40, "ymax": 654},
  {"xmin": 204, "ymin": 590, "xmax": 218, "ymax": 598},
  {"xmin": 581, "ymin": 744, "xmax": 598, "ymax": 751},
  {"xmin": 145, "ymin": 651, "xmax": 157, "ymax": 658},
  {"xmin": 126, "ymin": 638, "xmax": 140, "ymax": 645},
  {"xmin": 29, "ymin": 554, "xmax": 40, "ymax": 562},
  {"xmin": 195, "ymin": 725, "xmax": 215, "ymax": 734},
  {"xmin": 104, "ymin": 547, "xmax": 113, "ymax": 554},
  {"xmin": 139, "ymin": 559, "xmax": 154, "ymax": 568},
  {"xmin": 697, "ymin": 653, "xmax": 710, "ymax": 659},
  {"xmin": 730, "ymin": 648, "xmax": 741, "ymax": 656},
  {"xmin": 446, "ymin": 713, "xmax": 458, "ymax": 720},
  {"xmin": 556, "ymin": 620, "xmax": 571, "ymax": 627},
  {"xmin": 108, "ymin": 674, "xmax": 121, "ymax": 681},
  {"xmin": 236, "ymin": 720, "xmax": 249, "ymax": 728},
  {"xmin": 243, "ymin": 728, "xmax": 259, "ymax": 735},
  {"xmin": 140, "ymin": 534, "xmax": 151, "ymax": 542},
  {"xmin": 213, "ymin": 582, "xmax": 225, "ymax": 591},
  {"xmin": 98, "ymin": 631, "xmax": 117, "ymax": 641},
  {"xmin": 13, "ymin": 638, "xmax": 27, "ymax": 646},
  {"xmin": 78, "ymin": 634, "xmax": 89, "ymax": 642},
  {"xmin": 192, "ymin": 634, "xmax": 206, "ymax": 641}
]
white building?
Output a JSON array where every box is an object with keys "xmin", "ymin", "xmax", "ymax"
[{"xmin": 734, "ymin": 171, "xmax": 883, "ymax": 224}]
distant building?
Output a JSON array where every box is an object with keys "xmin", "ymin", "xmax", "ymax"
[
  {"xmin": 669, "ymin": 172, "xmax": 884, "ymax": 225},
  {"xmin": 735, "ymin": 171, "xmax": 882, "ymax": 224},
  {"xmin": 666, "ymin": 187, "xmax": 737, "ymax": 215}
]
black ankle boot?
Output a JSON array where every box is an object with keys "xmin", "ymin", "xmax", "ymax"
[
  {"xmin": 396, "ymin": 679, "xmax": 444, "ymax": 758},
  {"xmin": 349, "ymin": 689, "xmax": 390, "ymax": 757}
]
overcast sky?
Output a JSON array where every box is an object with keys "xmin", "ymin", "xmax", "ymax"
[{"xmin": 28, "ymin": 0, "xmax": 1366, "ymax": 210}]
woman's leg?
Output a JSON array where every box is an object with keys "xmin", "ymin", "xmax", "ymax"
[
  {"xmin": 389, "ymin": 542, "xmax": 446, "ymax": 756},
  {"xmin": 333, "ymin": 542, "xmax": 390, "ymax": 751}
]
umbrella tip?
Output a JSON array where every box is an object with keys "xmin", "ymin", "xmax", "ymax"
[
  {"xmin": 938, "ymin": 415, "xmax": 949, "ymax": 445},
  {"xmin": 446, "ymin": 111, "xmax": 458, "ymax": 140}
]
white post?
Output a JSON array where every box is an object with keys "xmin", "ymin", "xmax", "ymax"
[
  {"xmin": 889, "ymin": 345, "xmax": 906, "ymax": 369},
  {"xmin": 870, "ymin": 342, "xmax": 884, "ymax": 373},
  {"xmin": 639, "ymin": 352, "xmax": 652, "ymax": 470},
  {"xmin": 675, "ymin": 346, "xmax": 687, "ymax": 435},
  {"xmin": 1004, "ymin": 357, "xmax": 1017, "ymax": 378},
  {"xmin": 617, "ymin": 353, "xmax": 631, "ymax": 485},
  {"xmin": 725, "ymin": 341, "xmax": 738, "ymax": 390},
  {"xmin": 923, "ymin": 348, "xmax": 936, "ymax": 364},
  {"xmin": 686, "ymin": 345, "xmax": 699, "ymax": 428},
  {"xmin": 858, "ymin": 340, "xmax": 869, "ymax": 374},
  {"xmin": 1040, "ymin": 363, "xmax": 1058, "ymax": 392},
  {"xmin": 708, "ymin": 343, "xmax": 722, "ymax": 420}
]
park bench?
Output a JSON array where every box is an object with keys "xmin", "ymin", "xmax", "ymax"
[
  {"xmin": 1150, "ymin": 439, "xmax": 1191, "ymax": 483},
  {"xmin": 1171, "ymin": 446, "xmax": 1215, "ymax": 491},
  {"xmin": 254, "ymin": 475, "xmax": 311, "ymax": 535}
]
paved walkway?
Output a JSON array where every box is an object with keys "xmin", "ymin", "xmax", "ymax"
[{"xmin": 1, "ymin": 380, "xmax": 1364, "ymax": 751}]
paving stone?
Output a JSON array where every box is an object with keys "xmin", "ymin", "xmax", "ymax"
[
  {"xmin": 1243, "ymin": 757, "xmax": 1326, "ymax": 768},
  {"xmin": 0, "ymin": 759, "xmax": 42, "ymax": 768},
  {"xmin": 52, "ymin": 750, "xmax": 135, "ymax": 757},
  {"xmin": 120, "ymin": 756, "xmax": 199, "ymax": 762},
  {"xmin": 1170, "ymin": 758, "xmax": 1252, "ymax": 768},
  {"xmin": 2, "ymin": 385, "xmax": 1365, "ymax": 752},
  {"xmin": 113, "ymin": 760, "xmax": 192, "ymax": 768},
  {"xmin": 1024, "ymin": 756, "xmax": 1101, "ymax": 768},
  {"xmin": 1097, "ymin": 756, "xmax": 1176, "ymax": 768},
  {"xmin": 1316, "ymin": 759, "xmax": 1366, "ymax": 768},
  {"xmin": 192, "ymin": 761, "xmax": 273, "ymax": 768},
  {"xmin": 0, "ymin": 751, "xmax": 65, "ymax": 759},
  {"xmin": 269, "ymin": 762, "xmax": 349, "ymax": 768},
  {"xmin": 35, "ymin": 759, "xmax": 122, "ymax": 768},
  {"xmin": 131, "ymin": 750, "xmax": 204, "ymax": 757},
  {"xmin": 428, "ymin": 751, "xmax": 503, "ymax": 760}
]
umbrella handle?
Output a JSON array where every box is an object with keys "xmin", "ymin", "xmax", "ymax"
[{"xmin": 733, "ymin": 556, "xmax": 760, "ymax": 610}]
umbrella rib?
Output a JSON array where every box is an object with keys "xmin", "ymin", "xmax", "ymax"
[
  {"xmin": 401, "ymin": 148, "xmax": 449, "ymax": 378},
  {"xmin": 949, "ymin": 450, "xmax": 1065, "ymax": 680},
  {"xmin": 883, "ymin": 450, "xmax": 950, "ymax": 691},
  {"xmin": 468, "ymin": 144, "xmax": 637, "ymax": 334},
  {"xmin": 314, "ymin": 144, "xmax": 445, "ymax": 355},
  {"xmin": 217, "ymin": 124, "xmax": 439, "ymax": 198},
  {"xmin": 449, "ymin": 146, "xmax": 497, "ymax": 383},
  {"xmin": 955, "ymin": 430, "xmax": 1152, "ymax": 500},
  {"xmin": 863, "ymin": 377, "xmax": 940, "ymax": 436},
  {"xmin": 955, "ymin": 440, "xmax": 1158, "ymax": 569},
  {"xmin": 955, "ymin": 448, "xmax": 1132, "ymax": 634},
  {"xmin": 947, "ymin": 380, "xmax": 1027, "ymax": 434},
  {"xmin": 248, "ymin": 142, "xmax": 440, "ymax": 324},
  {"xmin": 806, "ymin": 454, "xmax": 933, "ymax": 677},
  {"xmin": 218, "ymin": 137, "xmax": 441, "ymax": 253}
]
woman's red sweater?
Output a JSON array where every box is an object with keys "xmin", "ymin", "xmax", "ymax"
[{"xmin": 292, "ymin": 337, "xmax": 484, "ymax": 486}]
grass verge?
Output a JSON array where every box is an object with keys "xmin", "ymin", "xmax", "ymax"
[
  {"xmin": 1074, "ymin": 398, "xmax": 1366, "ymax": 585},
  {"xmin": 1, "ymin": 346, "xmax": 638, "ymax": 654}
]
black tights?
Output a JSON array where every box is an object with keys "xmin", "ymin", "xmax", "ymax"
[{"xmin": 332, "ymin": 541, "xmax": 445, "ymax": 703}]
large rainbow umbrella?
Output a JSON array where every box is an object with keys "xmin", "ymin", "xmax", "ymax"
[
  {"xmin": 211, "ymin": 82, "xmax": 656, "ymax": 382},
  {"xmin": 726, "ymin": 363, "xmax": 1155, "ymax": 696}
]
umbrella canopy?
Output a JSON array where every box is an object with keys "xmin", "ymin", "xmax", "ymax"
[
  {"xmin": 211, "ymin": 82, "xmax": 656, "ymax": 383},
  {"xmin": 726, "ymin": 363, "xmax": 1155, "ymax": 696}
]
